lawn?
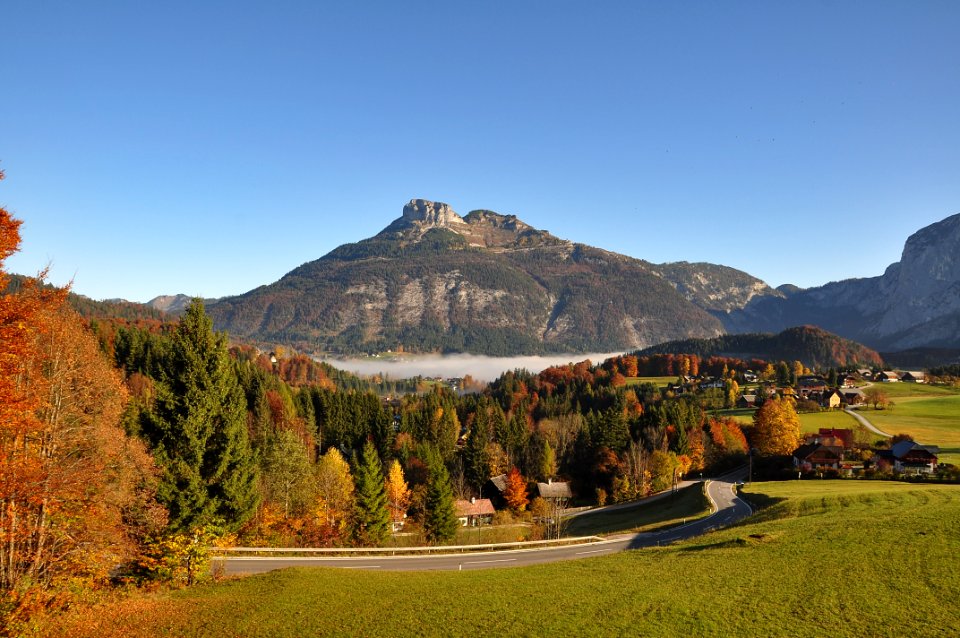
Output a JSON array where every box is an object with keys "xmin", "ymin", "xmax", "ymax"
[
  {"xmin": 857, "ymin": 393, "xmax": 960, "ymax": 464},
  {"xmin": 564, "ymin": 483, "xmax": 711, "ymax": 537},
  {"xmin": 40, "ymin": 481, "xmax": 960, "ymax": 637},
  {"xmin": 797, "ymin": 409, "xmax": 860, "ymax": 433},
  {"xmin": 625, "ymin": 376, "xmax": 677, "ymax": 388}
]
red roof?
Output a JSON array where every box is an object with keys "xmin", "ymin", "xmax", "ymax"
[{"xmin": 454, "ymin": 498, "xmax": 495, "ymax": 517}]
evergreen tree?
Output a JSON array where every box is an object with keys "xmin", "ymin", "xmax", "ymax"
[
  {"xmin": 142, "ymin": 299, "xmax": 259, "ymax": 532},
  {"xmin": 353, "ymin": 440, "xmax": 391, "ymax": 546},
  {"xmin": 462, "ymin": 407, "xmax": 491, "ymax": 490},
  {"xmin": 422, "ymin": 450, "xmax": 459, "ymax": 544}
]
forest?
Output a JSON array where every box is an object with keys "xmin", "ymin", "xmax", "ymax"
[{"xmin": 0, "ymin": 177, "xmax": 796, "ymax": 633}]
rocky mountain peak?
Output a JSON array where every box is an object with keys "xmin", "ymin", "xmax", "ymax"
[{"xmin": 401, "ymin": 199, "xmax": 467, "ymax": 228}]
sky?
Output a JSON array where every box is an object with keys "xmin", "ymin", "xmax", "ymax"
[{"xmin": 2, "ymin": 1, "xmax": 959, "ymax": 303}]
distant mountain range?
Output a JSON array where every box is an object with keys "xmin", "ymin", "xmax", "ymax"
[
  {"xmin": 62, "ymin": 198, "xmax": 960, "ymax": 364},
  {"xmin": 202, "ymin": 199, "xmax": 960, "ymax": 358}
]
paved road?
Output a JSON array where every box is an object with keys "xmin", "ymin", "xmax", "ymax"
[
  {"xmin": 217, "ymin": 469, "xmax": 751, "ymax": 576},
  {"xmin": 844, "ymin": 407, "xmax": 891, "ymax": 438}
]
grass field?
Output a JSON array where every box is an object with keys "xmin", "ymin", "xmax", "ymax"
[
  {"xmin": 625, "ymin": 376, "xmax": 677, "ymax": 387},
  {"xmin": 40, "ymin": 481, "xmax": 960, "ymax": 637},
  {"xmin": 564, "ymin": 483, "xmax": 711, "ymax": 537},
  {"xmin": 797, "ymin": 409, "xmax": 860, "ymax": 433},
  {"xmin": 858, "ymin": 393, "xmax": 960, "ymax": 464}
]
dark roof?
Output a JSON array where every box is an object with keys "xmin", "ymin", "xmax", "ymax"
[
  {"xmin": 489, "ymin": 474, "xmax": 507, "ymax": 493},
  {"xmin": 793, "ymin": 443, "xmax": 844, "ymax": 463},
  {"xmin": 536, "ymin": 481, "xmax": 573, "ymax": 499}
]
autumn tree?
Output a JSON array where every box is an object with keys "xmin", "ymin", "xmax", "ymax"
[
  {"xmin": 314, "ymin": 447, "xmax": 355, "ymax": 538},
  {"xmin": 353, "ymin": 441, "xmax": 391, "ymax": 546},
  {"xmin": 504, "ymin": 467, "xmax": 529, "ymax": 513},
  {"xmin": 384, "ymin": 459, "xmax": 411, "ymax": 530},
  {"xmin": 141, "ymin": 300, "xmax": 259, "ymax": 532},
  {"xmin": 751, "ymin": 396, "xmax": 801, "ymax": 455}
]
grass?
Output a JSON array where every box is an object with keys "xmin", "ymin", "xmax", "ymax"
[
  {"xmin": 40, "ymin": 481, "xmax": 960, "ymax": 637},
  {"xmin": 625, "ymin": 376, "xmax": 677, "ymax": 388},
  {"xmin": 797, "ymin": 409, "xmax": 860, "ymax": 433},
  {"xmin": 564, "ymin": 483, "xmax": 711, "ymax": 537},
  {"xmin": 857, "ymin": 392, "xmax": 960, "ymax": 464}
]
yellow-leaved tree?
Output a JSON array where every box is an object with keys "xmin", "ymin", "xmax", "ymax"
[
  {"xmin": 751, "ymin": 396, "xmax": 801, "ymax": 455},
  {"xmin": 384, "ymin": 459, "xmax": 411, "ymax": 529}
]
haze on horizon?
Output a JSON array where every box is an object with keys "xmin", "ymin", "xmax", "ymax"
[
  {"xmin": 321, "ymin": 352, "xmax": 626, "ymax": 384},
  {"xmin": 2, "ymin": 2, "xmax": 958, "ymax": 303}
]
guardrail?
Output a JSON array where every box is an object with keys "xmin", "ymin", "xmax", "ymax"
[{"xmin": 210, "ymin": 535, "xmax": 606, "ymax": 558}]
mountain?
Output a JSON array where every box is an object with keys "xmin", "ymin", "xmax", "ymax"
[
  {"xmin": 147, "ymin": 294, "xmax": 202, "ymax": 316},
  {"xmin": 723, "ymin": 212, "xmax": 960, "ymax": 351},
  {"xmin": 208, "ymin": 199, "xmax": 777, "ymax": 355},
  {"xmin": 5, "ymin": 274, "xmax": 167, "ymax": 322},
  {"xmin": 638, "ymin": 326, "xmax": 884, "ymax": 370}
]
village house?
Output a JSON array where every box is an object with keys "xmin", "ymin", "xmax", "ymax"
[
  {"xmin": 804, "ymin": 428, "xmax": 854, "ymax": 449},
  {"xmin": 737, "ymin": 394, "xmax": 758, "ymax": 408},
  {"xmin": 900, "ymin": 371, "xmax": 926, "ymax": 383},
  {"xmin": 454, "ymin": 498, "xmax": 495, "ymax": 527},
  {"xmin": 842, "ymin": 388, "xmax": 866, "ymax": 406},
  {"xmin": 873, "ymin": 441, "xmax": 940, "ymax": 474},
  {"xmin": 820, "ymin": 389, "xmax": 843, "ymax": 409},
  {"xmin": 793, "ymin": 441, "xmax": 845, "ymax": 472},
  {"xmin": 536, "ymin": 479, "xmax": 573, "ymax": 501},
  {"xmin": 876, "ymin": 371, "xmax": 900, "ymax": 382}
]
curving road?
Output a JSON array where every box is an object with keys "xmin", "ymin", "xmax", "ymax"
[
  {"xmin": 216, "ymin": 469, "xmax": 751, "ymax": 576},
  {"xmin": 844, "ymin": 407, "xmax": 892, "ymax": 438}
]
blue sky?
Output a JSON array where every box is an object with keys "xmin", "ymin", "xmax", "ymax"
[{"xmin": 2, "ymin": 1, "xmax": 959, "ymax": 302}]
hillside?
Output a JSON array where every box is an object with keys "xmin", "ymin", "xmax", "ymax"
[
  {"xmin": 724, "ymin": 212, "xmax": 960, "ymax": 351},
  {"xmin": 5, "ymin": 274, "xmax": 167, "ymax": 322},
  {"xmin": 209, "ymin": 199, "xmax": 734, "ymax": 355},
  {"xmin": 637, "ymin": 325, "xmax": 884, "ymax": 369}
]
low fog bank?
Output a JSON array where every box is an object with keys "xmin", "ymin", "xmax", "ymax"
[{"xmin": 320, "ymin": 352, "xmax": 626, "ymax": 383}]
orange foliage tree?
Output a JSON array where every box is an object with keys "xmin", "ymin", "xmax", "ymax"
[
  {"xmin": 503, "ymin": 467, "xmax": 529, "ymax": 513},
  {"xmin": 0, "ymin": 176, "xmax": 163, "ymax": 603}
]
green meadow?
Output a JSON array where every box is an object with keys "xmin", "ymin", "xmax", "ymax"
[
  {"xmin": 857, "ymin": 387, "xmax": 960, "ymax": 464},
  {"xmin": 42, "ymin": 481, "xmax": 960, "ymax": 637}
]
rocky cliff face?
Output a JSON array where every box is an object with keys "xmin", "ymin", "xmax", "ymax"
[{"xmin": 725, "ymin": 212, "xmax": 960, "ymax": 350}]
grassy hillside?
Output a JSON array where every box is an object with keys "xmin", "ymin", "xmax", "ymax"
[
  {"xmin": 857, "ymin": 384, "xmax": 960, "ymax": 464},
  {"xmin": 41, "ymin": 481, "xmax": 960, "ymax": 637}
]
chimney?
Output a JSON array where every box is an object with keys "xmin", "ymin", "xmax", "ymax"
[
  {"xmin": 547, "ymin": 478, "xmax": 552, "ymax": 485},
  {"xmin": 470, "ymin": 497, "xmax": 476, "ymax": 504}
]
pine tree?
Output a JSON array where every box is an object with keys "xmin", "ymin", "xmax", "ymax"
[
  {"xmin": 422, "ymin": 450, "xmax": 459, "ymax": 544},
  {"xmin": 463, "ymin": 408, "xmax": 491, "ymax": 490},
  {"xmin": 143, "ymin": 299, "xmax": 259, "ymax": 532},
  {"xmin": 353, "ymin": 440, "xmax": 391, "ymax": 546}
]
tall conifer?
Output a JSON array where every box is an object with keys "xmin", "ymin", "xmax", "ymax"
[
  {"xmin": 143, "ymin": 299, "xmax": 259, "ymax": 531},
  {"xmin": 423, "ymin": 449, "xmax": 459, "ymax": 544},
  {"xmin": 353, "ymin": 440, "xmax": 391, "ymax": 546}
]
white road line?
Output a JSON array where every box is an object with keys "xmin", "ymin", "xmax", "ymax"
[
  {"xmin": 463, "ymin": 558, "xmax": 517, "ymax": 565},
  {"xmin": 575, "ymin": 548, "xmax": 613, "ymax": 556}
]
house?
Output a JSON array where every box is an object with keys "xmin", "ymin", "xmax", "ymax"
[
  {"xmin": 818, "ymin": 428, "xmax": 854, "ymax": 449},
  {"xmin": 737, "ymin": 394, "xmax": 758, "ymax": 408},
  {"xmin": 793, "ymin": 442, "xmax": 844, "ymax": 471},
  {"xmin": 901, "ymin": 371, "xmax": 926, "ymax": 383},
  {"xmin": 877, "ymin": 371, "xmax": 900, "ymax": 383},
  {"xmin": 839, "ymin": 375, "xmax": 859, "ymax": 388},
  {"xmin": 857, "ymin": 369, "xmax": 873, "ymax": 379},
  {"xmin": 874, "ymin": 441, "xmax": 940, "ymax": 474},
  {"xmin": 536, "ymin": 479, "xmax": 573, "ymax": 501},
  {"xmin": 820, "ymin": 390, "xmax": 843, "ymax": 409},
  {"xmin": 454, "ymin": 498, "xmax": 495, "ymax": 527},
  {"xmin": 842, "ymin": 388, "xmax": 866, "ymax": 406}
]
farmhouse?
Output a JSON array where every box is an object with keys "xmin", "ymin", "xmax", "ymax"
[
  {"xmin": 873, "ymin": 441, "xmax": 940, "ymax": 474},
  {"xmin": 737, "ymin": 394, "xmax": 758, "ymax": 408},
  {"xmin": 793, "ymin": 442, "xmax": 844, "ymax": 471},
  {"xmin": 842, "ymin": 388, "xmax": 866, "ymax": 406},
  {"xmin": 454, "ymin": 498, "xmax": 495, "ymax": 527},
  {"xmin": 877, "ymin": 371, "xmax": 900, "ymax": 383},
  {"xmin": 900, "ymin": 371, "xmax": 926, "ymax": 383},
  {"xmin": 536, "ymin": 479, "xmax": 573, "ymax": 501}
]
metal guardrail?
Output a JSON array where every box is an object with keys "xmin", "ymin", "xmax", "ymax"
[{"xmin": 210, "ymin": 535, "xmax": 606, "ymax": 557}]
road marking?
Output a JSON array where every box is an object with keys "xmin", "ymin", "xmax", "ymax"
[
  {"xmin": 463, "ymin": 558, "xmax": 516, "ymax": 565},
  {"xmin": 575, "ymin": 548, "xmax": 613, "ymax": 556}
]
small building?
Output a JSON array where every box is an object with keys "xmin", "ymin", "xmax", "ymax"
[
  {"xmin": 536, "ymin": 480, "xmax": 573, "ymax": 501},
  {"xmin": 737, "ymin": 394, "xmax": 758, "ymax": 408},
  {"xmin": 817, "ymin": 428, "xmax": 854, "ymax": 449},
  {"xmin": 901, "ymin": 371, "xmax": 926, "ymax": 383},
  {"xmin": 793, "ymin": 442, "xmax": 844, "ymax": 471},
  {"xmin": 877, "ymin": 371, "xmax": 900, "ymax": 383},
  {"xmin": 454, "ymin": 498, "xmax": 495, "ymax": 527},
  {"xmin": 874, "ymin": 441, "xmax": 939, "ymax": 474},
  {"xmin": 842, "ymin": 388, "xmax": 866, "ymax": 406},
  {"xmin": 821, "ymin": 390, "xmax": 843, "ymax": 409}
]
